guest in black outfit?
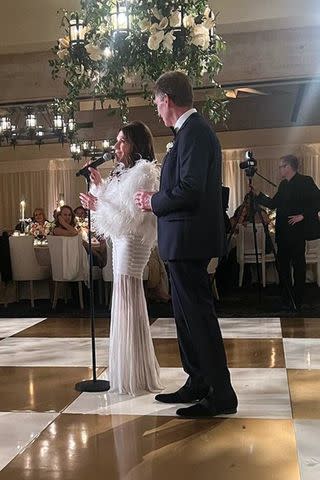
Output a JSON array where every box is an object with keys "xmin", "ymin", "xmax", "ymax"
[
  {"xmin": 135, "ymin": 71, "xmax": 237, "ymax": 418},
  {"xmin": 256, "ymin": 154, "xmax": 320, "ymax": 308}
]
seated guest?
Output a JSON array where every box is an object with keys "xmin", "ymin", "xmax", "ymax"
[
  {"xmin": 74, "ymin": 205, "xmax": 87, "ymax": 221},
  {"xmin": 52, "ymin": 205, "xmax": 78, "ymax": 237},
  {"xmin": 230, "ymin": 194, "xmax": 269, "ymax": 232},
  {"xmin": 32, "ymin": 208, "xmax": 47, "ymax": 225}
]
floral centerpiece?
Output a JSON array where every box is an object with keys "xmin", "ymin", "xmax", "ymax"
[
  {"xmin": 50, "ymin": 0, "xmax": 229, "ymax": 124},
  {"xmin": 29, "ymin": 221, "xmax": 53, "ymax": 238}
]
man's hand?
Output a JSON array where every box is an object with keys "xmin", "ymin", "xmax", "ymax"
[
  {"xmin": 288, "ymin": 214, "xmax": 304, "ymax": 225},
  {"xmin": 134, "ymin": 191, "xmax": 155, "ymax": 212}
]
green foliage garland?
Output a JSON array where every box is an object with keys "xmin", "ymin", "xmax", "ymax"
[{"xmin": 49, "ymin": 0, "xmax": 229, "ymax": 124}]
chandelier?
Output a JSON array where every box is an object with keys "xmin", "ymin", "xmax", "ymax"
[{"xmin": 0, "ymin": 104, "xmax": 76, "ymax": 148}]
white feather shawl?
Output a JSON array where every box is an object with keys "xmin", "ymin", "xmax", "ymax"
[{"xmin": 91, "ymin": 160, "xmax": 159, "ymax": 245}]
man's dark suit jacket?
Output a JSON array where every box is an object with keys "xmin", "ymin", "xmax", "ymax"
[
  {"xmin": 151, "ymin": 112, "xmax": 226, "ymax": 261},
  {"xmin": 257, "ymin": 173, "xmax": 320, "ymax": 243}
]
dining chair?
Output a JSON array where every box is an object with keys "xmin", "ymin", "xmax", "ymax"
[
  {"xmin": 305, "ymin": 239, "xmax": 320, "ymax": 286},
  {"xmin": 47, "ymin": 235, "xmax": 88, "ymax": 309},
  {"xmin": 9, "ymin": 235, "xmax": 50, "ymax": 308},
  {"xmin": 236, "ymin": 224, "xmax": 275, "ymax": 287}
]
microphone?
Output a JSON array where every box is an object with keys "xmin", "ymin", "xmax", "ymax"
[{"xmin": 76, "ymin": 149, "xmax": 115, "ymax": 177}]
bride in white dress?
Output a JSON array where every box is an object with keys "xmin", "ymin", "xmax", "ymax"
[{"xmin": 80, "ymin": 121, "xmax": 163, "ymax": 395}]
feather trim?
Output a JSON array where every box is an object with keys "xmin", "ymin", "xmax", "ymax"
[{"xmin": 91, "ymin": 160, "xmax": 160, "ymax": 244}]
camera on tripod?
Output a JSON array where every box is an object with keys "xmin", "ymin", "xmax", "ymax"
[{"xmin": 239, "ymin": 151, "xmax": 257, "ymax": 177}]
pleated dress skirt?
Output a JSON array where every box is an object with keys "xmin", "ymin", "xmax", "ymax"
[{"xmin": 109, "ymin": 234, "xmax": 163, "ymax": 395}]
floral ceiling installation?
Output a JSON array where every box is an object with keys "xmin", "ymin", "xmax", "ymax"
[{"xmin": 50, "ymin": 0, "xmax": 228, "ymax": 124}]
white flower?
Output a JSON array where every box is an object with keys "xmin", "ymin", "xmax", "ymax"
[
  {"xmin": 183, "ymin": 14, "xmax": 195, "ymax": 29},
  {"xmin": 150, "ymin": 22, "xmax": 159, "ymax": 34},
  {"xmin": 151, "ymin": 7, "xmax": 163, "ymax": 21},
  {"xmin": 58, "ymin": 36, "xmax": 70, "ymax": 49},
  {"xmin": 85, "ymin": 43, "xmax": 104, "ymax": 61},
  {"xmin": 57, "ymin": 49, "xmax": 69, "ymax": 59},
  {"xmin": 158, "ymin": 17, "xmax": 169, "ymax": 30},
  {"xmin": 169, "ymin": 10, "xmax": 181, "ymax": 28},
  {"xmin": 97, "ymin": 23, "xmax": 109, "ymax": 35},
  {"xmin": 190, "ymin": 24, "xmax": 210, "ymax": 49},
  {"xmin": 147, "ymin": 30, "xmax": 164, "ymax": 50},
  {"xmin": 75, "ymin": 64, "xmax": 86, "ymax": 77},
  {"xmin": 166, "ymin": 141, "xmax": 174, "ymax": 152},
  {"xmin": 139, "ymin": 18, "xmax": 151, "ymax": 32},
  {"xmin": 162, "ymin": 31, "xmax": 176, "ymax": 52},
  {"xmin": 203, "ymin": 17, "xmax": 215, "ymax": 30}
]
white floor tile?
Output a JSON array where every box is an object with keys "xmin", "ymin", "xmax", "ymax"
[
  {"xmin": 295, "ymin": 420, "xmax": 320, "ymax": 480},
  {"xmin": 151, "ymin": 317, "xmax": 282, "ymax": 339},
  {"xmin": 231, "ymin": 368, "xmax": 292, "ymax": 418},
  {"xmin": 0, "ymin": 412, "xmax": 58, "ymax": 471},
  {"xmin": 0, "ymin": 318, "xmax": 46, "ymax": 338},
  {"xmin": 283, "ymin": 339, "xmax": 320, "ymax": 369},
  {"xmin": 150, "ymin": 318, "xmax": 177, "ymax": 338},
  {"xmin": 0, "ymin": 337, "xmax": 109, "ymax": 367},
  {"xmin": 218, "ymin": 317, "xmax": 282, "ymax": 338},
  {"xmin": 64, "ymin": 367, "xmax": 291, "ymax": 418}
]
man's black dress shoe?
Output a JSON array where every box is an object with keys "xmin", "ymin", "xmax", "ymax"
[
  {"xmin": 176, "ymin": 389, "xmax": 238, "ymax": 418},
  {"xmin": 176, "ymin": 398, "xmax": 237, "ymax": 418},
  {"xmin": 155, "ymin": 385, "xmax": 209, "ymax": 404}
]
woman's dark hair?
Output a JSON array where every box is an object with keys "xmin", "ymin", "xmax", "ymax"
[
  {"xmin": 55, "ymin": 205, "xmax": 76, "ymax": 228},
  {"xmin": 120, "ymin": 121, "xmax": 155, "ymax": 168}
]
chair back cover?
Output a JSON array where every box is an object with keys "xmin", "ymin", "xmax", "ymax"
[
  {"xmin": 9, "ymin": 236, "xmax": 50, "ymax": 281},
  {"xmin": 47, "ymin": 235, "xmax": 88, "ymax": 281}
]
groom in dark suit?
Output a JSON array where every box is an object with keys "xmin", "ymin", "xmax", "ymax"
[{"xmin": 135, "ymin": 71, "xmax": 237, "ymax": 418}]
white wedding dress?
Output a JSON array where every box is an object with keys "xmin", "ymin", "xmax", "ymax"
[{"xmin": 91, "ymin": 160, "xmax": 163, "ymax": 395}]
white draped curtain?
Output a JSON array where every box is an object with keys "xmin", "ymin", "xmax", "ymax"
[
  {"xmin": 1, "ymin": 144, "xmax": 320, "ymax": 231},
  {"xmin": 0, "ymin": 158, "xmax": 113, "ymax": 231}
]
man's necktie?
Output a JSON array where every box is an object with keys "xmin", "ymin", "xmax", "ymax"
[{"xmin": 170, "ymin": 126, "xmax": 177, "ymax": 138}]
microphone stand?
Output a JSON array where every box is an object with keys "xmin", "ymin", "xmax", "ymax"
[{"xmin": 75, "ymin": 168, "xmax": 110, "ymax": 393}]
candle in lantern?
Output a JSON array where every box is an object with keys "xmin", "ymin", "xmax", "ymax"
[
  {"xmin": 58, "ymin": 194, "xmax": 65, "ymax": 210},
  {"xmin": 20, "ymin": 200, "xmax": 26, "ymax": 221}
]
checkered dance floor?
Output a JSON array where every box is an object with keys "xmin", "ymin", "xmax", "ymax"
[{"xmin": 0, "ymin": 316, "xmax": 319, "ymax": 479}]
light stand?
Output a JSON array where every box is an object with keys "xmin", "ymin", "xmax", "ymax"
[{"xmin": 75, "ymin": 169, "xmax": 110, "ymax": 392}]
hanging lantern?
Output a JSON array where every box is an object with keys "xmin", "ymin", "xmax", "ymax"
[
  {"xmin": 26, "ymin": 113, "xmax": 37, "ymax": 129},
  {"xmin": 111, "ymin": 1, "xmax": 131, "ymax": 37},
  {"xmin": 70, "ymin": 142, "xmax": 81, "ymax": 161},
  {"xmin": 67, "ymin": 118, "xmax": 76, "ymax": 132},
  {"xmin": 0, "ymin": 116, "xmax": 12, "ymax": 133},
  {"xmin": 102, "ymin": 140, "xmax": 110, "ymax": 150},
  {"xmin": 69, "ymin": 14, "xmax": 86, "ymax": 48},
  {"xmin": 53, "ymin": 114, "xmax": 64, "ymax": 131}
]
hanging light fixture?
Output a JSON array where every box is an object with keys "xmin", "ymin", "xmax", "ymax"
[
  {"xmin": 70, "ymin": 139, "xmax": 112, "ymax": 162},
  {"xmin": 111, "ymin": 1, "xmax": 131, "ymax": 37},
  {"xmin": 68, "ymin": 13, "xmax": 87, "ymax": 61},
  {"xmin": 0, "ymin": 103, "xmax": 77, "ymax": 147}
]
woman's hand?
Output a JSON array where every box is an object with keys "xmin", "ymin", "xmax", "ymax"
[
  {"xmin": 79, "ymin": 192, "xmax": 98, "ymax": 211},
  {"xmin": 57, "ymin": 214, "xmax": 69, "ymax": 228},
  {"xmin": 89, "ymin": 167, "xmax": 102, "ymax": 187}
]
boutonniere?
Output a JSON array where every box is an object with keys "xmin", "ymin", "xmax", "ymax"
[{"xmin": 166, "ymin": 141, "xmax": 174, "ymax": 153}]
